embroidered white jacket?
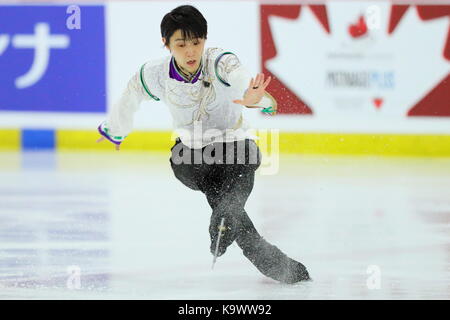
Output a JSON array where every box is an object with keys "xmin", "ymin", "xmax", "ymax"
[{"xmin": 102, "ymin": 47, "xmax": 274, "ymax": 149}]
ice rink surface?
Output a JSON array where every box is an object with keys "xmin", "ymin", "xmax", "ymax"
[{"xmin": 0, "ymin": 151, "xmax": 449, "ymax": 299}]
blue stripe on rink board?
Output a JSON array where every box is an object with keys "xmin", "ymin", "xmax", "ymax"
[{"xmin": 21, "ymin": 129, "xmax": 55, "ymax": 150}]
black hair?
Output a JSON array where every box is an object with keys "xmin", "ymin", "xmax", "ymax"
[{"xmin": 161, "ymin": 5, "xmax": 208, "ymax": 46}]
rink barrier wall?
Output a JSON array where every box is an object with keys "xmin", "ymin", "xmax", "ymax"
[
  {"xmin": 2, "ymin": 129, "xmax": 450, "ymax": 156},
  {"xmin": 0, "ymin": 129, "xmax": 20, "ymax": 151}
]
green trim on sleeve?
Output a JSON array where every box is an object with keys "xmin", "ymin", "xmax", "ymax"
[
  {"xmin": 104, "ymin": 126, "xmax": 126, "ymax": 141},
  {"xmin": 214, "ymin": 52, "xmax": 234, "ymax": 87},
  {"xmin": 140, "ymin": 63, "xmax": 160, "ymax": 101}
]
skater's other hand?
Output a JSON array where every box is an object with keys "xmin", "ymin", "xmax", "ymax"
[
  {"xmin": 233, "ymin": 73, "xmax": 271, "ymax": 107},
  {"xmin": 96, "ymin": 136, "xmax": 120, "ymax": 151}
]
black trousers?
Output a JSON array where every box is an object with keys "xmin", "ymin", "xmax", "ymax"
[{"xmin": 170, "ymin": 138, "xmax": 310, "ymax": 283}]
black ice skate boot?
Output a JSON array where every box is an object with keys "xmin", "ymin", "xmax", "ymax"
[
  {"xmin": 236, "ymin": 212, "xmax": 311, "ymax": 284},
  {"xmin": 209, "ymin": 213, "xmax": 239, "ymax": 257}
]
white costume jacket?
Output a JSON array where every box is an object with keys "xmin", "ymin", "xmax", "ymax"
[{"xmin": 99, "ymin": 48, "xmax": 275, "ymax": 149}]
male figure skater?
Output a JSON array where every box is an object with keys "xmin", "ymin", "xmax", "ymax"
[{"xmin": 97, "ymin": 5, "xmax": 310, "ymax": 284}]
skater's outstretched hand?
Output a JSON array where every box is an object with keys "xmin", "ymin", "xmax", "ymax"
[
  {"xmin": 233, "ymin": 73, "xmax": 271, "ymax": 107},
  {"xmin": 96, "ymin": 122, "xmax": 124, "ymax": 151},
  {"xmin": 96, "ymin": 136, "xmax": 121, "ymax": 151}
]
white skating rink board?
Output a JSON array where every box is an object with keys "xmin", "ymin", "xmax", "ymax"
[{"xmin": 0, "ymin": 151, "xmax": 449, "ymax": 299}]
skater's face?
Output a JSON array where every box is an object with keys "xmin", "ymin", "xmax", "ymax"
[{"xmin": 164, "ymin": 29, "xmax": 205, "ymax": 74}]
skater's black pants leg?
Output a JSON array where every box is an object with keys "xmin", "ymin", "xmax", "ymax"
[
  {"xmin": 170, "ymin": 138, "xmax": 260, "ymax": 256},
  {"xmin": 169, "ymin": 138, "xmax": 310, "ymax": 283},
  {"xmin": 201, "ymin": 149, "xmax": 259, "ymax": 257}
]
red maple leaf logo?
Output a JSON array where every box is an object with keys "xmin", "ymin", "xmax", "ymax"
[
  {"xmin": 348, "ymin": 15, "xmax": 368, "ymax": 38},
  {"xmin": 261, "ymin": 4, "xmax": 450, "ymax": 116}
]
